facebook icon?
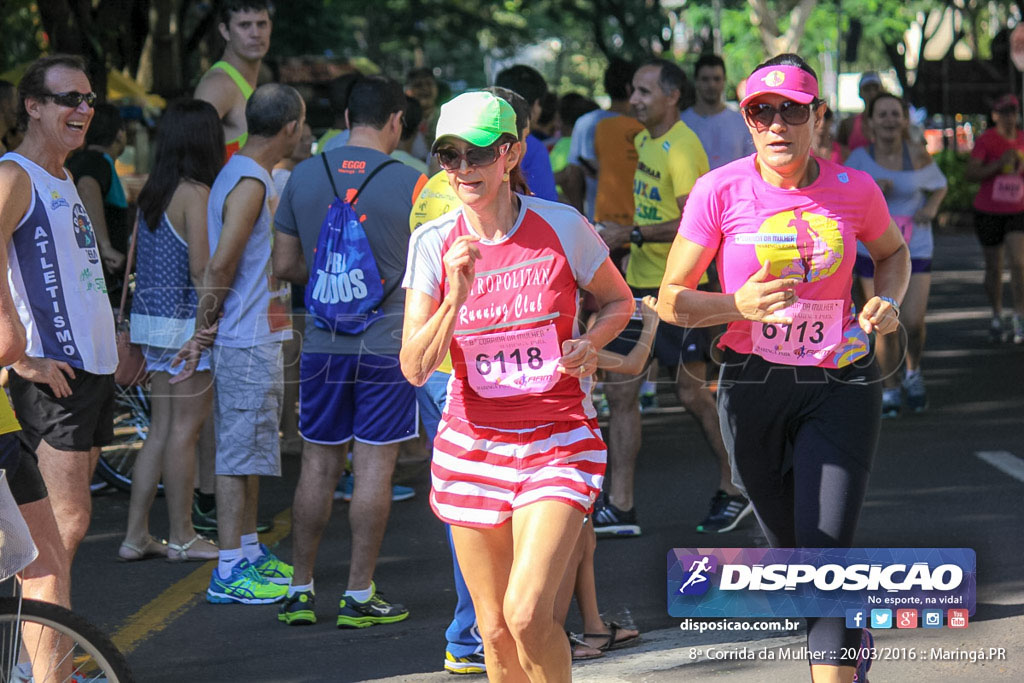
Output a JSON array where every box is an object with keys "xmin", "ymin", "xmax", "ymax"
[{"xmin": 845, "ymin": 609, "xmax": 866, "ymax": 629}]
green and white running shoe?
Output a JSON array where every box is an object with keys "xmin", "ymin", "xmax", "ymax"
[
  {"xmin": 252, "ymin": 543, "xmax": 293, "ymax": 585},
  {"xmin": 207, "ymin": 560, "xmax": 288, "ymax": 604},
  {"xmin": 336, "ymin": 582, "xmax": 409, "ymax": 628},
  {"xmin": 278, "ymin": 590, "xmax": 316, "ymax": 625}
]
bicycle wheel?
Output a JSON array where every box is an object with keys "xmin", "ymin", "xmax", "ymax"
[
  {"xmin": 97, "ymin": 385, "xmax": 156, "ymax": 494},
  {"xmin": 0, "ymin": 596, "xmax": 134, "ymax": 682}
]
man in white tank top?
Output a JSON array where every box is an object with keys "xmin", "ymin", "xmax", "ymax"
[{"xmin": 0, "ymin": 55, "xmax": 116, "ymax": 620}]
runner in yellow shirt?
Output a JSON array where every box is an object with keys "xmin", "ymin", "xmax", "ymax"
[{"xmin": 594, "ymin": 59, "xmax": 746, "ymax": 539}]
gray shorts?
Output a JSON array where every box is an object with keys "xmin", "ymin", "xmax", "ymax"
[{"xmin": 211, "ymin": 342, "xmax": 283, "ymax": 476}]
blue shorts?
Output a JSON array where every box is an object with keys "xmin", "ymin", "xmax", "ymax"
[{"xmin": 299, "ymin": 353, "xmax": 418, "ymax": 445}]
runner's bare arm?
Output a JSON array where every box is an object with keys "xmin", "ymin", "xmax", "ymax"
[
  {"xmin": 400, "ymin": 290, "xmax": 455, "ymax": 386},
  {"xmin": 578, "ymin": 259, "xmax": 633, "ymax": 351},
  {"xmin": 599, "ymin": 194, "xmax": 689, "ymax": 247},
  {"xmin": 194, "ymin": 70, "xmax": 238, "ymax": 121},
  {"xmin": 171, "ymin": 179, "xmax": 263, "ymax": 384},
  {"xmin": 658, "ymin": 234, "xmax": 797, "ymax": 328},
  {"xmin": 180, "ymin": 181, "xmax": 212, "ymax": 289},
  {"xmin": 194, "ymin": 178, "xmax": 265, "ymax": 331},
  {"xmin": 560, "ymin": 259, "xmax": 633, "ymax": 377},
  {"xmin": 0, "ymin": 165, "xmax": 29, "ymax": 365},
  {"xmin": 860, "ymin": 220, "xmax": 910, "ymax": 335},
  {"xmin": 914, "ymin": 185, "xmax": 947, "ymax": 224},
  {"xmin": 596, "ymin": 295, "xmax": 659, "ymax": 375},
  {"xmin": 272, "ymin": 232, "xmax": 307, "ymax": 284},
  {"xmin": 401, "ymin": 234, "xmax": 481, "ymax": 386},
  {"xmin": 964, "ymin": 150, "xmax": 1018, "ymax": 182}
]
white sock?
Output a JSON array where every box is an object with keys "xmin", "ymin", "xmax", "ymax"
[
  {"xmin": 217, "ymin": 547, "xmax": 244, "ymax": 579},
  {"xmin": 241, "ymin": 533, "xmax": 261, "ymax": 562},
  {"xmin": 905, "ymin": 368, "xmax": 920, "ymax": 380},
  {"xmin": 287, "ymin": 581, "xmax": 314, "ymax": 597},
  {"xmin": 344, "ymin": 585, "xmax": 373, "ymax": 603}
]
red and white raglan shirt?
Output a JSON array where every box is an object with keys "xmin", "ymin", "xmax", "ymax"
[{"xmin": 404, "ymin": 194, "xmax": 611, "ymax": 527}]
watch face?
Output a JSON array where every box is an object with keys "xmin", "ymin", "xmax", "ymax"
[{"xmin": 630, "ymin": 228, "xmax": 643, "ymax": 245}]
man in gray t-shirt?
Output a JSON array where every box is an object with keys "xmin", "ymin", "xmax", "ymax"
[
  {"xmin": 276, "ymin": 145, "xmax": 418, "ymax": 357},
  {"xmin": 680, "ymin": 54, "xmax": 754, "ymax": 171},
  {"xmin": 272, "ymin": 75, "xmax": 426, "ymax": 627}
]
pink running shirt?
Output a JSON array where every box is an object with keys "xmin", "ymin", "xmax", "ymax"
[
  {"xmin": 679, "ymin": 155, "xmax": 890, "ymax": 368},
  {"xmin": 970, "ymin": 127, "xmax": 1024, "ymax": 214},
  {"xmin": 405, "ymin": 195, "xmax": 609, "ymax": 422}
]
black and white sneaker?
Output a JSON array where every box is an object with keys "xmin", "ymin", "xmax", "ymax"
[
  {"xmin": 696, "ymin": 490, "xmax": 752, "ymax": 533},
  {"xmin": 592, "ymin": 495, "xmax": 641, "ymax": 537}
]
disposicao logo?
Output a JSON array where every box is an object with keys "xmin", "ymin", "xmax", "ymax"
[
  {"xmin": 677, "ymin": 555, "xmax": 717, "ymax": 596},
  {"xmin": 668, "ymin": 548, "xmax": 975, "ymax": 619}
]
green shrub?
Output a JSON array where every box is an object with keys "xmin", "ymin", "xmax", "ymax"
[{"xmin": 934, "ymin": 149, "xmax": 978, "ymax": 213}]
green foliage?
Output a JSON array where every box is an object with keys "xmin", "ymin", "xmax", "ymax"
[
  {"xmin": 934, "ymin": 149, "xmax": 979, "ymax": 212},
  {"xmin": 0, "ymin": 0, "xmax": 47, "ymax": 72}
]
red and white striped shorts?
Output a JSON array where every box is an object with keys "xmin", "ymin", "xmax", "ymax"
[{"xmin": 430, "ymin": 415, "xmax": 607, "ymax": 528}]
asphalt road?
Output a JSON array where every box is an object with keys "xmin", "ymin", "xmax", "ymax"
[{"xmin": 68, "ymin": 231, "xmax": 1023, "ymax": 682}]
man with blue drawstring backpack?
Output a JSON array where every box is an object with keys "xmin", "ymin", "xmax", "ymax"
[{"xmin": 271, "ymin": 74, "xmax": 428, "ymax": 628}]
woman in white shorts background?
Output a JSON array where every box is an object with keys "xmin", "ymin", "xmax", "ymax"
[{"xmin": 118, "ymin": 100, "xmax": 223, "ymax": 563}]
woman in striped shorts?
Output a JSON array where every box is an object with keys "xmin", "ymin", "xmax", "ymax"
[{"xmin": 401, "ymin": 91, "xmax": 633, "ymax": 680}]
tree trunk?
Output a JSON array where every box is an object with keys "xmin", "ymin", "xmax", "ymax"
[
  {"xmin": 139, "ymin": 0, "xmax": 183, "ymax": 97},
  {"xmin": 747, "ymin": 0, "xmax": 818, "ymax": 56}
]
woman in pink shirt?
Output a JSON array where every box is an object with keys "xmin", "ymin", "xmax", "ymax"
[
  {"xmin": 658, "ymin": 54, "xmax": 910, "ymax": 683},
  {"xmin": 965, "ymin": 93, "xmax": 1024, "ymax": 343},
  {"xmin": 401, "ymin": 91, "xmax": 633, "ymax": 680}
]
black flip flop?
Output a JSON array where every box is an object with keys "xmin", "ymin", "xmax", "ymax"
[
  {"xmin": 568, "ymin": 631, "xmax": 604, "ymax": 661},
  {"xmin": 582, "ymin": 621, "xmax": 640, "ymax": 652}
]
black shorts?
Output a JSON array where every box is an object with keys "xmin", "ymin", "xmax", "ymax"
[
  {"xmin": 0, "ymin": 431, "xmax": 48, "ymax": 505},
  {"xmin": 8, "ymin": 368, "xmax": 115, "ymax": 452},
  {"xmin": 604, "ymin": 287, "xmax": 710, "ymax": 368},
  {"xmin": 974, "ymin": 211, "xmax": 1024, "ymax": 247}
]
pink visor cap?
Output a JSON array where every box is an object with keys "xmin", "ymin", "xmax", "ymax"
[{"xmin": 741, "ymin": 65, "xmax": 819, "ymax": 108}]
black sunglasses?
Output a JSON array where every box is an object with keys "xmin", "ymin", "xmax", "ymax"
[
  {"xmin": 39, "ymin": 91, "xmax": 97, "ymax": 109},
  {"xmin": 743, "ymin": 100, "xmax": 816, "ymax": 129},
  {"xmin": 435, "ymin": 142, "xmax": 511, "ymax": 171}
]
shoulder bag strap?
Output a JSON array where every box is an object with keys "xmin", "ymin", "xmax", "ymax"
[
  {"xmin": 117, "ymin": 210, "xmax": 140, "ymax": 325},
  {"xmin": 353, "ymin": 159, "xmax": 404, "ymax": 311},
  {"xmin": 321, "ymin": 152, "xmax": 342, "ymax": 201}
]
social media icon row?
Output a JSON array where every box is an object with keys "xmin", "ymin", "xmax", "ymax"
[{"xmin": 845, "ymin": 609, "xmax": 968, "ymax": 629}]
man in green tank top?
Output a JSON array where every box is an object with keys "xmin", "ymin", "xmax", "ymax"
[{"xmin": 195, "ymin": 1, "xmax": 272, "ymax": 158}]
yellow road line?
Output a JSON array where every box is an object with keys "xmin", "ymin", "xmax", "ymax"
[{"xmin": 111, "ymin": 507, "xmax": 292, "ymax": 655}]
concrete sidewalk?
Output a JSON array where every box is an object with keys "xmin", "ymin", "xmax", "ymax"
[{"xmin": 370, "ymin": 606, "xmax": 1020, "ymax": 682}]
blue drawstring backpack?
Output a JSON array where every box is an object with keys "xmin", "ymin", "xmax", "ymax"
[{"xmin": 305, "ymin": 156, "xmax": 401, "ymax": 334}]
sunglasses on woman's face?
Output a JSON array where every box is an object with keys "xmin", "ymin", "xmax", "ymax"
[
  {"xmin": 40, "ymin": 91, "xmax": 97, "ymax": 109},
  {"xmin": 435, "ymin": 142, "xmax": 511, "ymax": 171},
  {"xmin": 743, "ymin": 100, "xmax": 814, "ymax": 130}
]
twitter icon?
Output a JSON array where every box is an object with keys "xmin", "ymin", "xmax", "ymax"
[{"xmin": 871, "ymin": 609, "xmax": 892, "ymax": 629}]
